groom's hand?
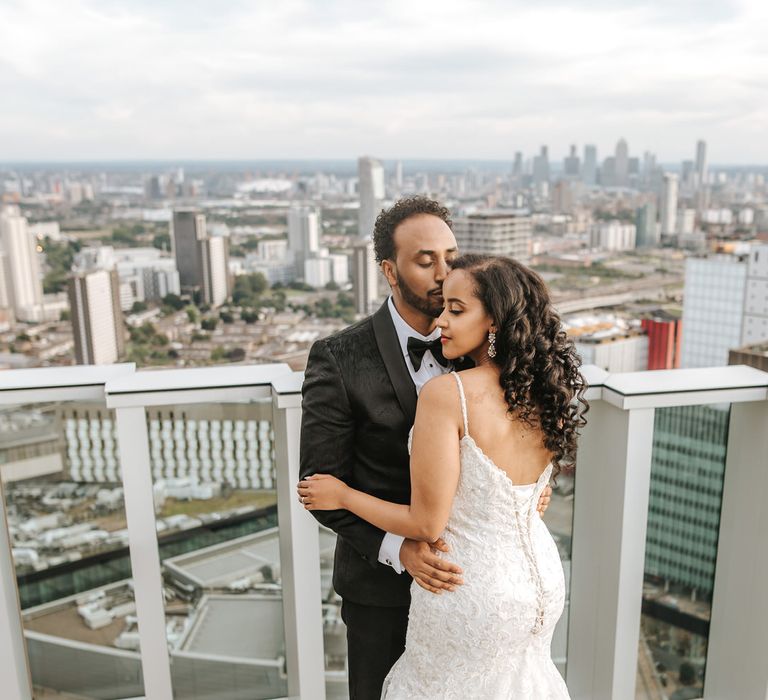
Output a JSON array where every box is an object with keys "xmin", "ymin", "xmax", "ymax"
[
  {"xmin": 400, "ymin": 538, "xmax": 463, "ymax": 595},
  {"xmin": 537, "ymin": 485, "xmax": 552, "ymax": 516}
]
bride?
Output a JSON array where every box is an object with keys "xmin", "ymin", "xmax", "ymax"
[{"xmin": 298, "ymin": 253, "xmax": 589, "ymax": 699}]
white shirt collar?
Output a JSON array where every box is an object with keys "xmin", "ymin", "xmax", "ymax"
[{"xmin": 387, "ymin": 296, "xmax": 441, "ymax": 359}]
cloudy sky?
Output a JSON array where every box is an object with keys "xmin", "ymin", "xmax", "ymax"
[{"xmin": 1, "ymin": 0, "xmax": 766, "ymax": 163}]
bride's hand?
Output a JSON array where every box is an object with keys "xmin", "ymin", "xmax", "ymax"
[{"xmin": 297, "ymin": 474, "xmax": 348, "ymax": 510}]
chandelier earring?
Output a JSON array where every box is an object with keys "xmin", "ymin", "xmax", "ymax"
[{"xmin": 487, "ymin": 329, "xmax": 497, "ymax": 359}]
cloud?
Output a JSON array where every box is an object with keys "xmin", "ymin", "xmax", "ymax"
[{"xmin": 0, "ymin": 0, "xmax": 765, "ymax": 162}]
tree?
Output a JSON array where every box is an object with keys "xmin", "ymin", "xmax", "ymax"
[
  {"xmin": 241, "ymin": 310, "xmax": 259, "ymax": 324},
  {"xmin": 325, "ymin": 280, "xmax": 340, "ymax": 291},
  {"xmin": 131, "ymin": 301, "xmax": 148, "ymax": 313},
  {"xmin": 152, "ymin": 233, "xmax": 170, "ymax": 251},
  {"xmin": 220, "ymin": 310, "xmax": 234, "ymax": 323},
  {"xmin": 162, "ymin": 293, "xmax": 185, "ymax": 311},
  {"xmin": 186, "ymin": 306, "xmax": 199, "ymax": 323},
  {"xmin": 225, "ymin": 347, "xmax": 246, "ymax": 362},
  {"xmin": 201, "ymin": 318, "xmax": 218, "ymax": 331}
]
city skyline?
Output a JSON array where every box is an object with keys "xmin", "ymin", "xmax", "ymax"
[{"xmin": 1, "ymin": 1, "xmax": 766, "ymax": 162}]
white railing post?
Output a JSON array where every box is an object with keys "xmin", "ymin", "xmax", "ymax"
[
  {"xmin": 114, "ymin": 406, "xmax": 174, "ymax": 700},
  {"xmin": 566, "ymin": 400, "xmax": 655, "ymax": 700},
  {"xmin": 0, "ymin": 482, "xmax": 32, "ymax": 700},
  {"xmin": 272, "ymin": 378, "xmax": 325, "ymax": 700},
  {"xmin": 704, "ymin": 398, "xmax": 768, "ymax": 699}
]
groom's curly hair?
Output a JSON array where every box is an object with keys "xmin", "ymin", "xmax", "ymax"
[
  {"xmin": 451, "ymin": 254, "xmax": 589, "ymax": 479},
  {"xmin": 373, "ymin": 196, "xmax": 453, "ymax": 263}
]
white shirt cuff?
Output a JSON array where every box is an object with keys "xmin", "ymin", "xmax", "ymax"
[{"xmin": 378, "ymin": 532, "xmax": 405, "ymax": 573}]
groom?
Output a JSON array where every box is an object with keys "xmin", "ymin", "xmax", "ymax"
[{"xmin": 299, "ymin": 196, "xmax": 552, "ymax": 699}]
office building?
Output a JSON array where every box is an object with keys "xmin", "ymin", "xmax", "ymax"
[
  {"xmin": 614, "ymin": 138, "xmax": 629, "ymax": 187},
  {"xmin": 645, "ymin": 402, "xmax": 729, "ymax": 595},
  {"xmin": 68, "ymin": 269, "xmax": 125, "ymax": 365},
  {"xmin": 635, "ymin": 202, "xmax": 658, "ymax": 248},
  {"xmin": 352, "ymin": 238, "xmax": 379, "ymax": 315},
  {"xmin": 743, "ymin": 243, "xmax": 768, "ymax": 344},
  {"xmin": 287, "ymin": 205, "xmax": 320, "ymax": 276},
  {"xmin": 0, "ymin": 207, "xmax": 44, "ymax": 322},
  {"xmin": 589, "ymin": 221, "xmax": 636, "ymax": 252},
  {"xmin": 582, "ymin": 145, "xmax": 597, "ymax": 185},
  {"xmin": 532, "ymin": 146, "xmax": 550, "ymax": 186},
  {"xmin": 660, "ymin": 174, "xmax": 678, "ymax": 237},
  {"xmin": 199, "ymin": 235, "xmax": 231, "ymax": 307},
  {"xmin": 680, "ymin": 254, "xmax": 748, "ymax": 368},
  {"xmin": 564, "ymin": 145, "xmax": 580, "ymax": 177},
  {"xmin": 453, "ymin": 212, "xmax": 532, "ymax": 261},
  {"xmin": 357, "ymin": 156, "xmax": 385, "ymax": 238},
  {"xmin": 171, "ymin": 209, "xmax": 230, "ymax": 306},
  {"xmin": 171, "ymin": 209, "xmax": 207, "ymax": 288},
  {"xmin": 695, "ymin": 139, "xmax": 708, "ymax": 188}
]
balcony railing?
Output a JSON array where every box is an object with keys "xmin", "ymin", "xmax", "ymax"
[{"xmin": 0, "ymin": 362, "xmax": 767, "ymax": 700}]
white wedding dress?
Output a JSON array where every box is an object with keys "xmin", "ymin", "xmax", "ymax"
[{"xmin": 381, "ymin": 372, "xmax": 570, "ymax": 699}]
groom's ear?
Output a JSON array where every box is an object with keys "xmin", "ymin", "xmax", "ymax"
[{"xmin": 381, "ymin": 259, "xmax": 397, "ymax": 289}]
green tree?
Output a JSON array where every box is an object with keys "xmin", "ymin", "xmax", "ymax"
[
  {"xmin": 201, "ymin": 318, "xmax": 218, "ymax": 331},
  {"xmin": 162, "ymin": 293, "xmax": 185, "ymax": 311},
  {"xmin": 131, "ymin": 301, "xmax": 148, "ymax": 313},
  {"xmin": 152, "ymin": 233, "xmax": 170, "ymax": 251},
  {"xmin": 186, "ymin": 306, "xmax": 199, "ymax": 323}
]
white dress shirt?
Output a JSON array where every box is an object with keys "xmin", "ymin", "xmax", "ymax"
[{"xmin": 378, "ymin": 296, "xmax": 452, "ymax": 573}]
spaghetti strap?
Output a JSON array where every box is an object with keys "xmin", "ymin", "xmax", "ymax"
[{"xmin": 451, "ymin": 371, "xmax": 470, "ymax": 438}]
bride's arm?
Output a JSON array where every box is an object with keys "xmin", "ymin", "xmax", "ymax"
[{"xmin": 298, "ymin": 375, "xmax": 462, "ymax": 542}]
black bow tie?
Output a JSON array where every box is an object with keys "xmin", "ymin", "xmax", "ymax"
[{"xmin": 406, "ymin": 336, "xmax": 448, "ymax": 372}]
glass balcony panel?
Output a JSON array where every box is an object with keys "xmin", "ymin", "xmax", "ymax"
[
  {"xmin": 636, "ymin": 402, "xmax": 729, "ymax": 699},
  {"xmin": 0, "ymin": 401, "xmax": 145, "ymax": 699},
  {"xmin": 144, "ymin": 400, "xmax": 285, "ymax": 700},
  {"xmin": 547, "ymin": 470, "xmax": 574, "ymax": 678}
]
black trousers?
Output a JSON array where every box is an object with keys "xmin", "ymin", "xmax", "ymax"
[{"xmin": 341, "ymin": 599, "xmax": 409, "ymax": 700}]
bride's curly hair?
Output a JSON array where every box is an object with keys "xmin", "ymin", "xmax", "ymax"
[{"xmin": 451, "ymin": 254, "xmax": 589, "ymax": 478}]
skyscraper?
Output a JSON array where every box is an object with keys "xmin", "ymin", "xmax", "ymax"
[
  {"xmin": 199, "ymin": 236, "xmax": 231, "ymax": 306},
  {"xmin": 171, "ymin": 209, "xmax": 230, "ymax": 305},
  {"xmin": 171, "ymin": 209, "xmax": 207, "ymax": 288},
  {"xmin": 512, "ymin": 152, "xmax": 523, "ymax": 179},
  {"xmin": 453, "ymin": 212, "xmax": 531, "ymax": 261},
  {"xmin": 635, "ymin": 202, "xmax": 658, "ymax": 248},
  {"xmin": 0, "ymin": 207, "xmax": 44, "ymax": 322},
  {"xmin": 352, "ymin": 238, "xmax": 379, "ymax": 315},
  {"xmin": 583, "ymin": 145, "xmax": 597, "ymax": 185},
  {"xmin": 357, "ymin": 156, "xmax": 385, "ymax": 238},
  {"xmin": 660, "ymin": 174, "xmax": 678, "ymax": 237},
  {"xmin": 695, "ymin": 139, "xmax": 708, "ymax": 188},
  {"xmin": 614, "ymin": 138, "xmax": 629, "ymax": 187},
  {"xmin": 69, "ymin": 268, "xmax": 125, "ymax": 365},
  {"xmin": 563, "ymin": 145, "xmax": 580, "ymax": 177},
  {"xmin": 287, "ymin": 205, "xmax": 320, "ymax": 276},
  {"xmin": 532, "ymin": 146, "xmax": 550, "ymax": 186}
]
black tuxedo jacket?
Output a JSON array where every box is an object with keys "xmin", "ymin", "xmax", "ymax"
[{"xmin": 300, "ymin": 301, "xmax": 468, "ymax": 607}]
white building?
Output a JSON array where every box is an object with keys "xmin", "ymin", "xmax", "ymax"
[
  {"xmin": 589, "ymin": 221, "xmax": 636, "ymax": 252},
  {"xmin": 660, "ymin": 173, "xmax": 678, "ymax": 237},
  {"xmin": 304, "ymin": 257, "xmax": 332, "ymax": 288},
  {"xmin": 695, "ymin": 139, "xmax": 708, "ymax": 188},
  {"xmin": 328, "ymin": 253, "xmax": 350, "ymax": 285},
  {"xmin": 68, "ymin": 269, "xmax": 125, "ymax": 365},
  {"xmin": 453, "ymin": 212, "xmax": 532, "ymax": 261},
  {"xmin": 352, "ymin": 238, "xmax": 379, "ymax": 315},
  {"xmin": 565, "ymin": 314, "xmax": 649, "ymax": 372},
  {"xmin": 680, "ymin": 254, "xmax": 748, "ymax": 368},
  {"xmin": 676, "ymin": 209, "xmax": 696, "ymax": 236},
  {"xmin": 287, "ymin": 205, "xmax": 320, "ymax": 276},
  {"xmin": 358, "ymin": 156, "xmax": 385, "ymax": 238},
  {"xmin": 200, "ymin": 235, "xmax": 230, "ymax": 307},
  {"xmin": 0, "ymin": 207, "xmax": 44, "ymax": 322},
  {"xmin": 743, "ymin": 244, "xmax": 768, "ymax": 345}
]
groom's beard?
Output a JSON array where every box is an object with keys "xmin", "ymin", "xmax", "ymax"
[{"xmin": 397, "ymin": 275, "xmax": 444, "ymax": 319}]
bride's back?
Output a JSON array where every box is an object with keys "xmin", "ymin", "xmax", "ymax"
[{"xmin": 455, "ymin": 367, "xmax": 553, "ymax": 485}]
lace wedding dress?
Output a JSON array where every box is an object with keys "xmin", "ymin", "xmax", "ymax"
[{"xmin": 381, "ymin": 372, "xmax": 570, "ymax": 699}]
